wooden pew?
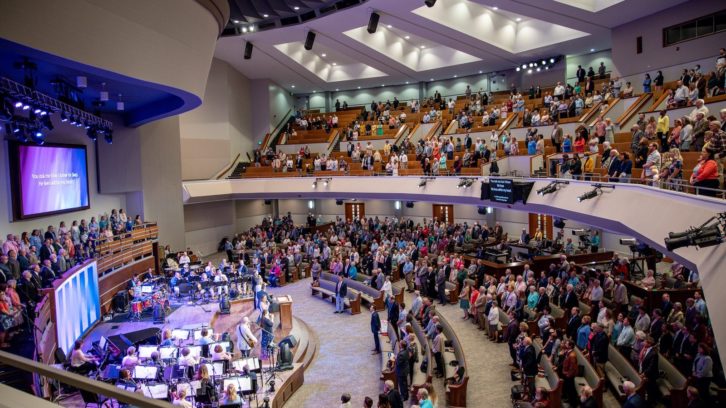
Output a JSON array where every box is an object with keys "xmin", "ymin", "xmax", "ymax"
[
  {"xmin": 574, "ymin": 346, "xmax": 605, "ymax": 408},
  {"xmin": 310, "ymin": 278, "xmax": 362, "ymax": 314},
  {"xmin": 410, "ymin": 318, "xmax": 434, "ymax": 404},
  {"xmin": 436, "ymin": 311, "xmax": 468, "ymax": 407},
  {"xmin": 533, "ymin": 340, "xmax": 564, "ymax": 407},
  {"xmin": 603, "ymin": 343, "xmax": 644, "ymax": 401}
]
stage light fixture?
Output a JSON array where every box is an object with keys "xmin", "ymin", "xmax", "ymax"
[
  {"xmin": 104, "ymin": 129, "xmax": 113, "ymax": 144},
  {"xmin": 537, "ymin": 180, "xmax": 568, "ymax": 196},
  {"xmin": 60, "ymin": 111, "xmax": 68, "ymax": 122},
  {"xmin": 577, "ymin": 187, "xmax": 600, "ymax": 202},
  {"xmin": 311, "ymin": 180, "xmax": 317, "ymax": 188},
  {"xmin": 323, "ymin": 179, "xmax": 329, "ymax": 186},
  {"xmin": 31, "ymin": 129, "xmax": 45, "ymax": 145},
  {"xmin": 86, "ymin": 126, "xmax": 98, "ymax": 141},
  {"xmin": 516, "ymin": 67, "xmax": 520, "ymax": 72},
  {"xmin": 419, "ymin": 179, "xmax": 427, "ymax": 188},
  {"xmin": 457, "ymin": 179, "xmax": 467, "ymax": 188},
  {"xmin": 14, "ymin": 101, "xmax": 23, "ymax": 108},
  {"xmin": 664, "ymin": 213, "xmax": 725, "ymax": 252},
  {"xmin": 550, "ymin": 58, "xmax": 555, "ymax": 63},
  {"xmin": 367, "ymin": 12, "xmax": 380, "ymax": 34},
  {"xmin": 15, "ymin": 126, "xmax": 28, "ymax": 143},
  {"xmin": 619, "ymin": 238, "xmax": 637, "ymax": 246},
  {"xmin": 424, "ymin": 0, "xmax": 437, "ymax": 7}
]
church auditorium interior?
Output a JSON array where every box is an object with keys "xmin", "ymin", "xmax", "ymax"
[{"xmin": 1, "ymin": 0, "xmax": 726, "ymax": 407}]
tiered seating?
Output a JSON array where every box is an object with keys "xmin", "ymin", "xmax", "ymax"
[
  {"xmin": 603, "ymin": 343, "xmax": 644, "ymax": 401},
  {"xmin": 532, "ymin": 340, "xmax": 564, "ymax": 407},
  {"xmin": 435, "ymin": 310, "xmax": 469, "ymax": 407},
  {"xmin": 574, "ymin": 346, "xmax": 605, "ymax": 407}
]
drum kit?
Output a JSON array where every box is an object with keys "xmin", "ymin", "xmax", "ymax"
[{"xmin": 129, "ymin": 287, "xmax": 171, "ymax": 321}]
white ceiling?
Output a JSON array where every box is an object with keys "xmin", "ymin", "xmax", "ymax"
[{"xmin": 214, "ymin": 0, "xmax": 688, "ymax": 93}]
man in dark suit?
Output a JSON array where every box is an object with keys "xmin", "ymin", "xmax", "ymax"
[
  {"xmin": 535, "ymin": 288, "xmax": 549, "ymax": 313},
  {"xmin": 521, "ymin": 337, "xmax": 538, "ymax": 397},
  {"xmin": 384, "ymin": 379, "xmax": 403, "ymax": 408},
  {"xmin": 639, "ymin": 337, "xmax": 659, "ymax": 403},
  {"xmin": 562, "ymin": 284, "xmax": 578, "ymax": 311},
  {"xmin": 39, "ymin": 259, "xmax": 56, "ymax": 288},
  {"xmin": 388, "ymin": 299, "xmax": 400, "ymax": 340},
  {"xmin": 370, "ymin": 305, "xmax": 381, "ymax": 354},
  {"xmin": 623, "ymin": 380, "xmax": 645, "ymax": 408},
  {"xmin": 661, "ymin": 294, "xmax": 673, "ymax": 321},
  {"xmin": 436, "ymin": 264, "xmax": 447, "ymax": 305},
  {"xmin": 394, "ymin": 341, "xmax": 410, "ymax": 401},
  {"xmin": 39, "ymin": 239, "xmax": 55, "ymax": 263},
  {"xmin": 566, "ymin": 307, "xmax": 582, "ymax": 340},
  {"xmin": 590, "ymin": 323, "xmax": 609, "ymax": 370},
  {"xmin": 334, "ymin": 275, "xmax": 347, "ymax": 314}
]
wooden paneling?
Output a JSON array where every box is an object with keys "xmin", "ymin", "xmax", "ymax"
[
  {"xmin": 432, "ymin": 204, "xmax": 454, "ymax": 224},
  {"xmin": 344, "ymin": 203, "xmax": 365, "ymax": 222},
  {"xmin": 99, "ymin": 257, "xmax": 156, "ymax": 314}
]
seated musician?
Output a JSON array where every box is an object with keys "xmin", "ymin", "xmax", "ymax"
[
  {"xmin": 127, "ymin": 274, "xmax": 141, "ymax": 291},
  {"xmin": 196, "ymin": 328, "xmax": 213, "ymax": 346},
  {"xmin": 116, "ymin": 369, "xmax": 137, "ymax": 390},
  {"xmin": 172, "ymin": 388, "xmax": 193, "ymax": 408},
  {"xmin": 169, "ymin": 272, "xmax": 182, "ymax": 288},
  {"xmin": 69, "ymin": 339, "xmax": 98, "ymax": 375},
  {"xmin": 178, "ymin": 347, "xmax": 199, "ymax": 366},
  {"xmin": 160, "ymin": 329, "xmax": 174, "ymax": 347},
  {"xmin": 211, "ymin": 343, "xmax": 231, "ymax": 361},
  {"xmin": 196, "ymin": 364, "xmax": 218, "ymax": 403},
  {"xmin": 221, "ymin": 383, "xmax": 241, "ymax": 405},
  {"xmin": 178, "ymin": 252, "xmax": 191, "ymax": 265},
  {"xmin": 121, "ymin": 346, "xmax": 139, "ymax": 370}
]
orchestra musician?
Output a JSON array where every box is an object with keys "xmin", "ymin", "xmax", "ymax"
[
  {"xmin": 211, "ymin": 343, "xmax": 232, "ymax": 361},
  {"xmin": 70, "ymin": 340, "xmax": 99, "ymax": 375},
  {"xmin": 178, "ymin": 347, "xmax": 199, "ymax": 367},
  {"xmin": 236, "ymin": 316, "xmax": 257, "ymax": 358},
  {"xmin": 121, "ymin": 346, "xmax": 139, "ymax": 370},
  {"xmin": 116, "ymin": 368, "xmax": 137, "ymax": 390}
]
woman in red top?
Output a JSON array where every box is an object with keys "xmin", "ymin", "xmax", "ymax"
[
  {"xmin": 573, "ymin": 135, "xmax": 586, "ymax": 154},
  {"xmin": 690, "ymin": 150, "xmax": 719, "ymax": 197}
]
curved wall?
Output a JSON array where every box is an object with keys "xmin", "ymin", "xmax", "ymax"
[
  {"xmin": 183, "ymin": 175, "xmax": 726, "ymax": 367},
  {"xmin": 0, "ymin": 0, "xmax": 222, "ymax": 120}
]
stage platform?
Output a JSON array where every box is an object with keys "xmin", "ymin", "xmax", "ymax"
[{"xmin": 64, "ymin": 294, "xmax": 316, "ymax": 408}]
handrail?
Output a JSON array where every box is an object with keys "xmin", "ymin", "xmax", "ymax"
[
  {"xmin": 646, "ymin": 91, "xmax": 670, "ymax": 113},
  {"xmin": 264, "ymin": 108, "xmax": 294, "ymax": 150},
  {"xmin": 324, "ymin": 129, "xmax": 341, "ymax": 158},
  {"xmin": 590, "ymin": 98, "xmax": 620, "ymax": 126},
  {"xmin": 616, "ymin": 93, "xmax": 652, "ymax": 127},
  {"xmin": 579, "ymin": 101, "xmax": 602, "ymax": 124},
  {"xmin": 393, "ymin": 124, "xmax": 410, "ymax": 147},
  {"xmin": 425, "ymin": 121, "xmax": 443, "ymax": 141},
  {"xmin": 444, "ymin": 118, "xmax": 458, "ymax": 134},
  {"xmin": 212, "ymin": 152, "xmax": 241, "ymax": 180},
  {"xmin": 0, "ymin": 351, "xmax": 173, "ymax": 407},
  {"xmin": 498, "ymin": 112, "xmax": 520, "ymax": 133}
]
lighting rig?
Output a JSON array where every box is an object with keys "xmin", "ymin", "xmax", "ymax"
[
  {"xmin": 577, "ymin": 184, "xmax": 614, "ymax": 202},
  {"xmin": 536, "ymin": 180, "xmax": 569, "ymax": 196},
  {"xmin": 457, "ymin": 177, "xmax": 476, "ymax": 189},
  {"xmin": 664, "ymin": 212, "xmax": 725, "ymax": 251}
]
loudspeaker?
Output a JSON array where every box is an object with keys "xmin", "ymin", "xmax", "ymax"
[
  {"xmin": 636, "ymin": 36, "xmax": 642, "ymax": 54},
  {"xmin": 424, "ymin": 0, "xmax": 437, "ymax": 7},
  {"xmin": 264, "ymin": 199, "xmax": 272, "ymax": 205},
  {"xmin": 405, "ymin": 201, "xmax": 414, "ymax": 208},
  {"xmin": 554, "ymin": 218, "xmax": 566, "ymax": 229},
  {"xmin": 278, "ymin": 335, "xmax": 298, "ymax": 348},
  {"xmin": 367, "ymin": 12, "xmax": 380, "ymax": 34},
  {"xmin": 335, "ymin": 199, "xmax": 343, "ymax": 205},
  {"xmin": 112, "ymin": 290, "xmax": 128, "ymax": 312},
  {"xmin": 477, "ymin": 206, "xmax": 487, "ymax": 215},
  {"xmin": 304, "ymin": 31, "xmax": 316, "ymax": 50},
  {"xmin": 244, "ymin": 42, "xmax": 253, "ymax": 60}
]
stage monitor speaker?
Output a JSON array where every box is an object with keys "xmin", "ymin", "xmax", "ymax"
[
  {"xmin": 244, "ymin": 42, "xmax": 253, "ymax": 60},
  {"xmin": 279, "ymin": 335, "xmax": 298, "ymax": 349},
  {"xmin": 336, "ymin": 199, "xmax": 343, "ymax": 205},
  {"xmin": 405, "ymin": 201, "xmax": 414, "ymax": 208},
  {"xmin": 112, "ymin": 290, "xmax": 128, "ymax": 312},
  {"xmin": 367, "ymin": 12, "xmax": 380, "ymax": 34},
  {"xmin": 304, "ymin": 31, "xmax": 316, "ymax": 50}
]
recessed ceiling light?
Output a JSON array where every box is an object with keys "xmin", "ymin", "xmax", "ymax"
[
  {"xmin": 358, "ymin": 86, "xmax": 361, "ymax": 89},
  {"xmin": 590, "ymin": 48, "xmax": 595, "ymax": 52},
  {"xmin": 332, "ymin": 62, "xmax": 337, "ymax": 66},
  {"xmin": 550, "ymin": 58, "xmax": 555, "ymax": 63},
  {"xmin": 492, "ymin": 6, "xmax": 498, "ymax": 10},
  {"xmin": 516, "ymin": 17, "xmax": 522, "ymax": 22},
  {"xmin": 263, "ymin": 14, "xmax": 269, "ymax": 18},
  {"xmin": 430, "ymin": 78, "xmax": 434, "ymax": 81},
  {"xmin": 536, "ymin": 67, "xmax": 541, "ymax": 72},
  {"xmin": 479, "ymin": 70, "xmax": 483, "ymax": 74},
  {"xmin": 232, "ymin": 20, "xmax": 240, "ymax": 24},
  {"xmin": 405, "ymin": 81, "xmax": 409, "ymax": 84},
  {"xmin": 454, "ymin": 75, "xmax": 457, "ymax": 78},
  {"xmin": 322, "ymin": 53, "xmax": 327, "ymax": 57},
  {"xmin": 404, "ymin": 35, "xmax": 410, "ymax": 39},
  {"xmin": 313, "ymin": 90, "xmax": 317, "ymax": 93},
  {"xmin": 335, "ymin": 88, "xmax": 339, "ymax": 91},
  {"xmin": 242, "ymin": 27, "xmax": 248, "ymax": 33},
  {"xmin": 291, "ymin": 85, "xmax": 295, "ymax": 88},
  {"xmin": 387, "ymin": 24, "xmax": 392, "ymax": 28},
  {"xmin": 527, "ymin": 69, "xmax": 532, "ymax": 74},
  {"xmin": 381, "ymin": 84, "xmax": 385, "ymax": 87},
  {"xmin": 249, "ymin": 25, "xmax": 255, "ymax": 32},
  {"xmin": 420, "ymin": 45, "xmax": 425, "ymax": 49},
  {"xmin": 293, "ymin": 6, "xmax": 300, "ymax": 10}
]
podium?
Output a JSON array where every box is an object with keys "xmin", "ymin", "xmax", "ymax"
[{"xmin": 276, "ymin": 295, "xmax": 293, "ymax": 330}]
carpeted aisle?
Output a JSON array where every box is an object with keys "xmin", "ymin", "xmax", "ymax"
[{"xmin": 268, "ymin": 278, "xmax": 382, "ymax": 408}]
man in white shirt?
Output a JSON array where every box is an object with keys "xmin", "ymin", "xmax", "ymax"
[
  {"xmin": 178, "ymin": 252, "xmax": 191, "ymax": 265},
  {"xmin": 689, "ymin": 99, "xmax": 709, "ymax": 122},
  {"xmin": 553, "ymin": 82, "xmax": 565, "ymax": 99},
  {"xmin": 673, "ymin": 80, "xmax": 689, "ymax": 106},
  {"xmin": 642, "ymin": 143, "xmax": 662, "ymax": 179}
]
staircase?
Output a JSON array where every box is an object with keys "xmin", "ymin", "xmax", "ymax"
[{"xmin": 228, "ymin": 162, "xmax": 250, "ymax": 179}]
